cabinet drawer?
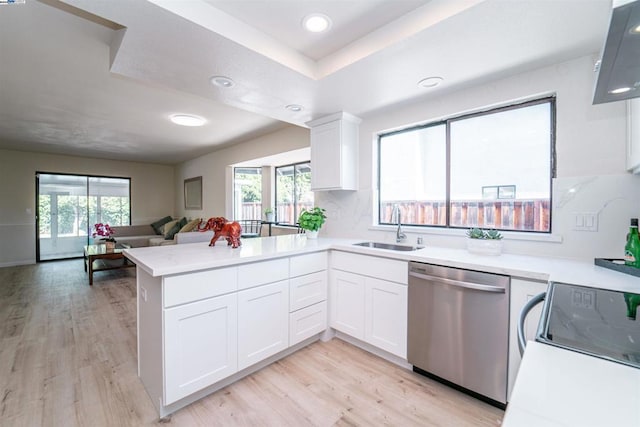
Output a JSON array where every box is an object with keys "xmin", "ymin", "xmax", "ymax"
[
  {"xmin": 164, "ymin": 267, "xmax": 237, "ymax": 308},
  {"xmin": 289, "ymin": 271, "xmax": 327, "ymax": 312},
  {"xmin": 290, "ymin": 301, "xmax": 327, "ymax": 346},
  {"xmin": 331, "ymin": 251, "xmax": 408, "ymax": 284},
  {"xmin": 237, "ymin": 258, "xmax": 289, "ymax": 290},
  {"xmin": 290, "ymin": 251, "xmax": 328, "ymax": 277}
]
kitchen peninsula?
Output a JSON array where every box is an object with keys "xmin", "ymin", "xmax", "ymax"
[{"xmin": 125, "ymin": 234, "xmax": 640, "ymax": 419}]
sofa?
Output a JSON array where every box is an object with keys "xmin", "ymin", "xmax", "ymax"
[
  {"xmin": 110, "ymin": 218, "xmax": 214, "ymax": 248},
  {"xmin": 110, "ymin": 225, "xmax": 159, "ymax": 248}
]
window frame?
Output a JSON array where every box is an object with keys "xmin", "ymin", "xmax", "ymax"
[
  {"xmin": 233, "ymin": 166, "xmax": 263, "ymax": 221},
  {"xmin": 377, "ymin": 96, "xmax": 556, "ymax": 234},
  {"xmin": 274, "ymin": 160, "xmax": 312, "ymax": 225}
]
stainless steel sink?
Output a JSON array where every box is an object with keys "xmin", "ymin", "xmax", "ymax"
[{"xmin": 353, "ymin": 241, "xmax": 419, "ymax": 251}]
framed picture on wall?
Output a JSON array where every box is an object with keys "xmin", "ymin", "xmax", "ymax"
[{"xmin": 184, "ymin": 176, "xmax": 202, "ymax": 210}]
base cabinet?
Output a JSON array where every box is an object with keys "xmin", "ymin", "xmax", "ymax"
[
  {"xmin": 364, "ymin": 277, "xmax": 407, "ymax": 358},
  {"xmin": 330, "ymin": 252, "xmax": 408, "ymax": 359},
  {"xmin": 238, "ymin": 280, "xmax": 290, "ymax": 370},
  {"xmin": 330, "ymin": 270, "xmax": 366, "ymax": 339},
  {"xmin": 508, "ymin": 278, "xmax": 547, "ymax": 399},
  {"xmin": 164, "ymin": 293, "xmax": 238, "ymax": 405}
]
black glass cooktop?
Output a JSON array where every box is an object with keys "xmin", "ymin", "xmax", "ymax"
[{"xmin": 537, "ymin": 282, "xmax": 640, "ymax": 369}]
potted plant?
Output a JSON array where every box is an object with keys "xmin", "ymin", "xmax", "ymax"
[
  {"xmin": 93, "ymin": 223, "xmax": 116, "ymax": 250},
  {"xmin": 466, "ymin": 227, "xmax": 503, "ymax": 255},
  {"xmin": 264, "ymin": 207, "xmax": 275, "ymax": 223},
  {"xmin": 297, "ymin": 207, "xmax": 327, "ymax": 239}
]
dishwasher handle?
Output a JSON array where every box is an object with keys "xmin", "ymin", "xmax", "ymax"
[
  {"xmin": 517, "ymin": 292, "xmax": 546, "ymax": 356},
  {"xmin": 409, "ymin": 270, "xmax": 506, "ymax": 293}
]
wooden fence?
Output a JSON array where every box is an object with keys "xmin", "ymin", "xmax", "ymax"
[{"xmin": 381, "ymin": 199, "xmax": 550, "ymax": 232}]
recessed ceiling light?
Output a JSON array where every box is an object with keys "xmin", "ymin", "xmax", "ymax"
[
  {"xmin": 285, "ymin": 104, "xmax": 304, "ymax": 112},
  {"xmin": 608, "ymin": 86, "xmax": 633, "ymax": 94},
  {"xmin": 302, "ymin": 13, "xmax": 331, "ymax": 33},
  {"xmin": 170, "ymin": 114, "xmax": 206, "ymax": 127},
  {"xmin": 418, "ymin": 77, "xmax": 443, "ymax": 88},
  {"xmin": 631, "ymin": 24, "xmax": 640, "ymax": 34},
  {"xmin": 210, "ymin": 76, "xmax": 235, "ymax": 88}
]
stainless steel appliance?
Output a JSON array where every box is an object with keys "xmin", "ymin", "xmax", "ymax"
[
  {"xmin": 519, "ymin": 282, "xmax": 640, "ymax": 368},
  {"xmin": 408, "ymin": 262, "xmax": 510, "ymax": 407}
]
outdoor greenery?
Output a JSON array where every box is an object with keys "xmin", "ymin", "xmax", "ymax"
[{"xmin": 38, "ymin": 195, "xmax": 130, "ymax": 237}]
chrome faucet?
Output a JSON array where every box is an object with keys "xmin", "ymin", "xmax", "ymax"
[{"xmin": 393, "ymin": 204, "xmax": 407, "ymax": 243}]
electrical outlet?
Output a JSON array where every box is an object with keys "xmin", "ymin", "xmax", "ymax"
[{"xmin": 572, "ymin": 212, "xmax": 598, "ymax": 232}]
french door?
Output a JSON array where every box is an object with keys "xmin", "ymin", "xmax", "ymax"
[{"xmin": 36, "ymin": 173, "xmax": 131, "ymax": 261}]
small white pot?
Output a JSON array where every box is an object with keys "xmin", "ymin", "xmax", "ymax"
[
  {"xmin": 265, "ymin": 213, "xmax": 274, "ymax": 222},
  {"xmin": 466, "ymin": 238, "xmax": 502, "ymax": 256},
  {"xmin": 306, "ymin": 230, "xmax": 319, "ymax": 239}
]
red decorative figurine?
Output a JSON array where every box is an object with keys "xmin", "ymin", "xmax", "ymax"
[{"xmin": 198, "ymin": 217, "xmax": 242, "ymax": 248}]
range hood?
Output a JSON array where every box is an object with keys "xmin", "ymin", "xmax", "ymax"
[{"xmin": 593, "ymin": 0, "xmax": 640, "ymax": 104}]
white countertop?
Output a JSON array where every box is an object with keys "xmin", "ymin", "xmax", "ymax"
[
  {"xmin": 503, "ymin": 341, "xmax": 640, "ymax": 427},
  {"xmin": 125, "ymin": 234, "xmax": 640, "ymax": 292}
]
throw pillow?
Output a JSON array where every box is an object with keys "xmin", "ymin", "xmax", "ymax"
[
  {"xmin": 151, "ymin": 216, "xmax": 173, "ymax": 235},
  {"xmin": 162, "ymin": 219, "xmax": 180, "ymax": 238},
  {"xmin": 179, "ymin": 218, "xmax": 201, "ymax": 233}
]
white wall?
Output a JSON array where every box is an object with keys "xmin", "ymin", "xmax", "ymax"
[
  {"xmin": 174, "ymin": 125, "xmax": 310, "ymax": 219},
  {"xmin": 0, "ymin": 149, "xmax": 175, "ymax": 266},
  {"xmin": 315, "ymin": 55, "xmax": 640, "ymax": 261}
]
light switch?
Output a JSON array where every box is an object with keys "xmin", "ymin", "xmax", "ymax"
[{"xmin": 573, "ymin": 212, "xmax": 598, "ymax": 232}]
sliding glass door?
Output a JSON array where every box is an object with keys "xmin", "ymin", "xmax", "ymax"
[{"xmin": 36, "ymin": 173, "xmax": 130, "ymax": 261}]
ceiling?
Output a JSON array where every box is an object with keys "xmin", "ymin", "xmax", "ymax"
[{"xmin": 0, "ymin": 0, "xmax": 612, "ymax": 165}]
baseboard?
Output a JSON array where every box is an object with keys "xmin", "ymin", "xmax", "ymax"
[
  {"xmin": 0, "ymin": 259, "xmax": 36, "ymax": 268},
  {"xmin": 333, "ymin": 331, "xmax": 412, "ymax": 370}
]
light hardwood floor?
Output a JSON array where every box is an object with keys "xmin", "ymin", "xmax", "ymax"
[{"xmin": 0, "ymin": 260, "xmax": 504, "ymax": 426}]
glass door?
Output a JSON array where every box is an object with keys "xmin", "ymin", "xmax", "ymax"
[
  {"xmin": 36, "ymin": 173, "xmax": 131, "ymax": 261},
  {"xmin": 37, "ymin": 173, "xmax": 89, "ymax": 261}
]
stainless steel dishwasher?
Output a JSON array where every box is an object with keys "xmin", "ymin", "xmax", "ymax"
[{"xmin": 407, "ymin": 262, "xmax": 510, "ymax": 407}]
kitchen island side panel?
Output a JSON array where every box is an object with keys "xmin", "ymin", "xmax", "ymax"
[{"xmin": 137, "ymin": 267, "xmax": 164, "ymax": 413}]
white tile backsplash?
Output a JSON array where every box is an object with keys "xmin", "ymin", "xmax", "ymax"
[{"xmin": 316, "ymin": 174, "xmax": 640, "ymax": 261}]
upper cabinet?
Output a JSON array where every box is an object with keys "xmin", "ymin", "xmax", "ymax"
[
  {"xmin": 628, "ymin": 98, "xmax": 640, "ymax": 173},
  {"xmin": 307, "ymin": 112, "xmax": 361, "ymax": 191}
]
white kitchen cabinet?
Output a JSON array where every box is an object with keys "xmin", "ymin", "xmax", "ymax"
[
  {"xmin": 364, "ymin": 277, "xmax": 407, "ymax": 358},
  {"xmin": 237, "ymin": 280, "xmax": 290, "ymax": 370},
  {"xmin": 507, "ymin": 278, "xmax": 548, "ymax": 400},
  {"xmin": 330, "ymin": 252, "xmax": 408, "ymax": 358},
  {"xmin": 307, "ymin": 112, "xmax": 361, "ymax": 191},
  {"xmin": 289, "ymin": 270, "xmax": 327, "ymax": 312},
  {"xmin": 290, "ymin": 301, "xmax": 327, "ymax": 346},
  {"xmin": 330, "ymin": 269, "xmax": 366, "ymax": 339},
  {"xmin": 164, "ymin": 293, "xmax": 238, "ymax": 404},
  {"xmin": 627, "ymin": 98, "xmax": 640, "ymax": 173}
]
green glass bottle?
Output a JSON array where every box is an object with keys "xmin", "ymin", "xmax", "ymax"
[{"xmin": 624, "ymin": 218, "xmax": 640, "ymax": 268}]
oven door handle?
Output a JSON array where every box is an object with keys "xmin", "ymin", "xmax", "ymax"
[
  {"xmin": 517, "ymin": 292, "xmax": 546, "ymax": 356},
  {"xmin": 408, "ymin": 271, "xmax": 506, "ymax": 293}
]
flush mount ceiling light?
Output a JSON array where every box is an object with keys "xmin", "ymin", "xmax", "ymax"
[
  {"xmin": 418, "ymin": 76, "xmax": 444, "ymax": 88},
  {"xmin": 631, "ymin": 24, "xmax": 640, "ymax": 34},
  {"xmin": 285, "ymin": 104, "xmax": 304, "ymax": 112},
  {"xmin": 170, "ymin": 114, "xmax": 206, "ymax": 127},
  {"xmin": 302, "ymin": 13, "xmax": 332, "ymax": 33},
  {"xmin": 210, "ymin": 76, "xmax": 235, "ymax": 88}
]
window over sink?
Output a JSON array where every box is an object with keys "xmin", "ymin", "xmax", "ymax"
[{"xmin": 378, "ymin": 97, "xmax": 555, "ymax": 233}]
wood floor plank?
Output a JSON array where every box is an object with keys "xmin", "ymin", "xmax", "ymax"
[{"xmin": 0, "ymin": 260, "xmax": 504, "ymax": 426}]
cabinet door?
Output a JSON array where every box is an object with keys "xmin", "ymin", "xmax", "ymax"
[
  {"xmin": 330, "ymin": 270, "xmax": 365, "ymax": 339},
  {"xmin": 508, "ymin": 278, "xmax": 548, "ymax": 400},
  {"xmin": 364, "ymin": 278, "xmax": 407, "ymax": 358},
  {"xmin": 238, "ymin": 280, "xmax": 289, "ymax": 370},
  {"xmin": 311, "ymin": 120, "xmax": 342, "ymax": 190},
  {"xmin": 164, "ymin": 293, "xmax": 238, "ymax": 405}
]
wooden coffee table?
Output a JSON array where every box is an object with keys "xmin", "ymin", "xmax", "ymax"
[{"xmin": 84, "ymin": 243, "xmax": 135, "ymax": 286}]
